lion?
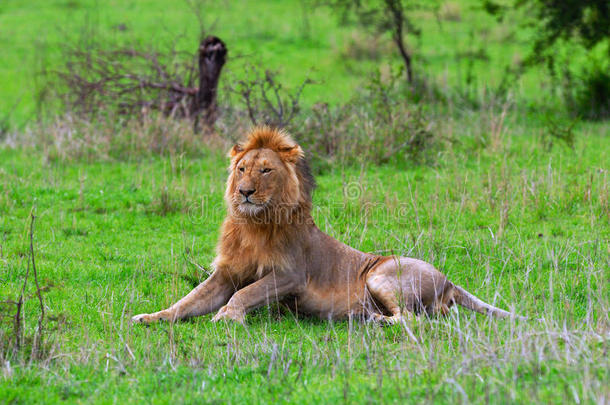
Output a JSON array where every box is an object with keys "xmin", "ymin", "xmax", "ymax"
[{"xmin": 132, "ymin": 127, "xmax": 517, "ymax": 325}]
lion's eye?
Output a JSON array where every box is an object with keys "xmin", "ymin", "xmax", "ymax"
[
  {"xmin": 239, "ymin": 167, "xmax": 245, "ymax": 172},
  {"xmin": 260, "ymin": 168, "xmax": 272, "ymax": 174}
]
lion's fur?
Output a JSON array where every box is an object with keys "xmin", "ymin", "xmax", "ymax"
[{"xmin": 132, "ymin": 127, "xmax": 516, "ymax": 325}]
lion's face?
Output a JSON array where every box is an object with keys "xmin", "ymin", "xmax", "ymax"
[{"xmin": 229, "ymin": 148, "xmax": 298, "ymax": 216}]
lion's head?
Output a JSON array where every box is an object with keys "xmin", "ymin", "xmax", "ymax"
[{"xmin": 225, "ymin": 127, "xmax": 315, "ymax": 223}]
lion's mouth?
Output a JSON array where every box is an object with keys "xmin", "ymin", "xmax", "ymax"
[
  {"xmin": 242, "ymin": 197, "xmax": 260, "ymax": 205},
  {"xmin": 234, "ymin": 191, "xmax": 270, "ymax": 210},
  {"xmin": 238, "ymin": 196, "xmax": 262, "ymax": 206}
]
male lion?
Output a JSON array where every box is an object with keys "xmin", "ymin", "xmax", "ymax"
[{"xmin": 132, "ymin": 127, "xmax": 516, "ymax": 325}]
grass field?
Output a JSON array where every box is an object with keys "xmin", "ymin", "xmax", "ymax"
[
  {"xmin": 1, "ymin": 118, "xmax": 608, "ymax": 402},
  {"xmin": 1, "ymin": 0, "xmax": 609, "ymax": 403}
]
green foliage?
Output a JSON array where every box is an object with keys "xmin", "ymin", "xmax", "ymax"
[
  {"xmin": 485, "ymin": 0, "xmax": 609, "ymax": 52},
  {"xmin": 487, "ymin": 0, "xmax": 610, "ymax": 118},
  {"xmin": 567, "ymin": 59, "xmax": 610, "ymax": 119},
  {"xmin": 516, "ymin": 0, "xmax": 609, "ymax": 53}
]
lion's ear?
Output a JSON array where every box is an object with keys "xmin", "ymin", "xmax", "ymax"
[
  {"xmin": 278, "ymin": 145, "xmax": 304, "ymax": 163},
  {"xmin": 229, "ymin": 144, "xmax": 243, "ymax": 157}
]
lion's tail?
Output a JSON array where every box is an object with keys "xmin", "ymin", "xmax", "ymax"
[{"xmin": 451, "ymin": 284, "xmax": 524, "ymax": 320}]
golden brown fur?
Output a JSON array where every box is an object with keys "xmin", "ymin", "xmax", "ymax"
[{"xmin": 132, "ymin": 127, "xmax": 515, "ymax": 325}]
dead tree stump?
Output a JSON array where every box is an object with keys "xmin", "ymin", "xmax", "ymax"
[{"xmin": 195, "ymin": 36, "xmax": 227, "ymax": 130}]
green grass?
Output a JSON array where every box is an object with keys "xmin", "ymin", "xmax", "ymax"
[{"xmin": 0, "ymin": 118, "xmax": 608, "ymax": 403}]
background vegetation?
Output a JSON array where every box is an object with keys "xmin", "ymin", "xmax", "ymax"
[{"xmin": 0, "ymin": 0, "xmax": 608, "ymax": 403}]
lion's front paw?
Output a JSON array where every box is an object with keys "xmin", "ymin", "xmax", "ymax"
[
  {"xmin": 212, "ymin": 305, "xmax": 245, "ymax": 324},
  {"xmin": 132, "ymin": 313, "xmax": 154, "ymax": 324}
]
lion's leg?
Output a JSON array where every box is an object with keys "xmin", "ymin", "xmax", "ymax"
[
  {"xmin": 212, "ymin": 272, "xmax": 296, "ymax": 323},
  {"xmin": 132, "ymin": 269, "xmax": 235, "ymax": 324},
  {"xmin": 366, "ymin": 265, "xmax": 413, "ymax": 325}
]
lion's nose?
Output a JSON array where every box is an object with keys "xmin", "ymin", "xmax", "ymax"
[{"xmin": 239, "ymin": 188, "xmax": 256, "ymax": 197}]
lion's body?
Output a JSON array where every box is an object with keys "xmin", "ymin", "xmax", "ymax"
[{"xmin": 132, "ymin": 127, "xmax": 514, "ymax": 325}]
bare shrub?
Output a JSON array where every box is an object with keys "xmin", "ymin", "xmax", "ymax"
[
  {"xmin": 540, "ymin": 117, "xmax": 577, "ymax": 151},
  {"xmin": 227, "ymin": 67, "xmax": 313, "ymax": 128},
  {"xmin": 295, "ymin": 69, "xmax": 439, "ymax": 168},
  {"xmin": 0, "ymin": 213, "xmax": 48, "ymax": 361},
  {"xmin": 47, "ymin": 36, "xmax": 226, "ymax": 127},
  {"xmin": 216, "ymin": 67, "xmax": 440, "ymax": 169}
]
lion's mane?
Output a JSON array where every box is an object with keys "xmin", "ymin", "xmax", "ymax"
[{"xmin": 215, "ymin": 127, "xmax": 317, "ymax": 278}]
